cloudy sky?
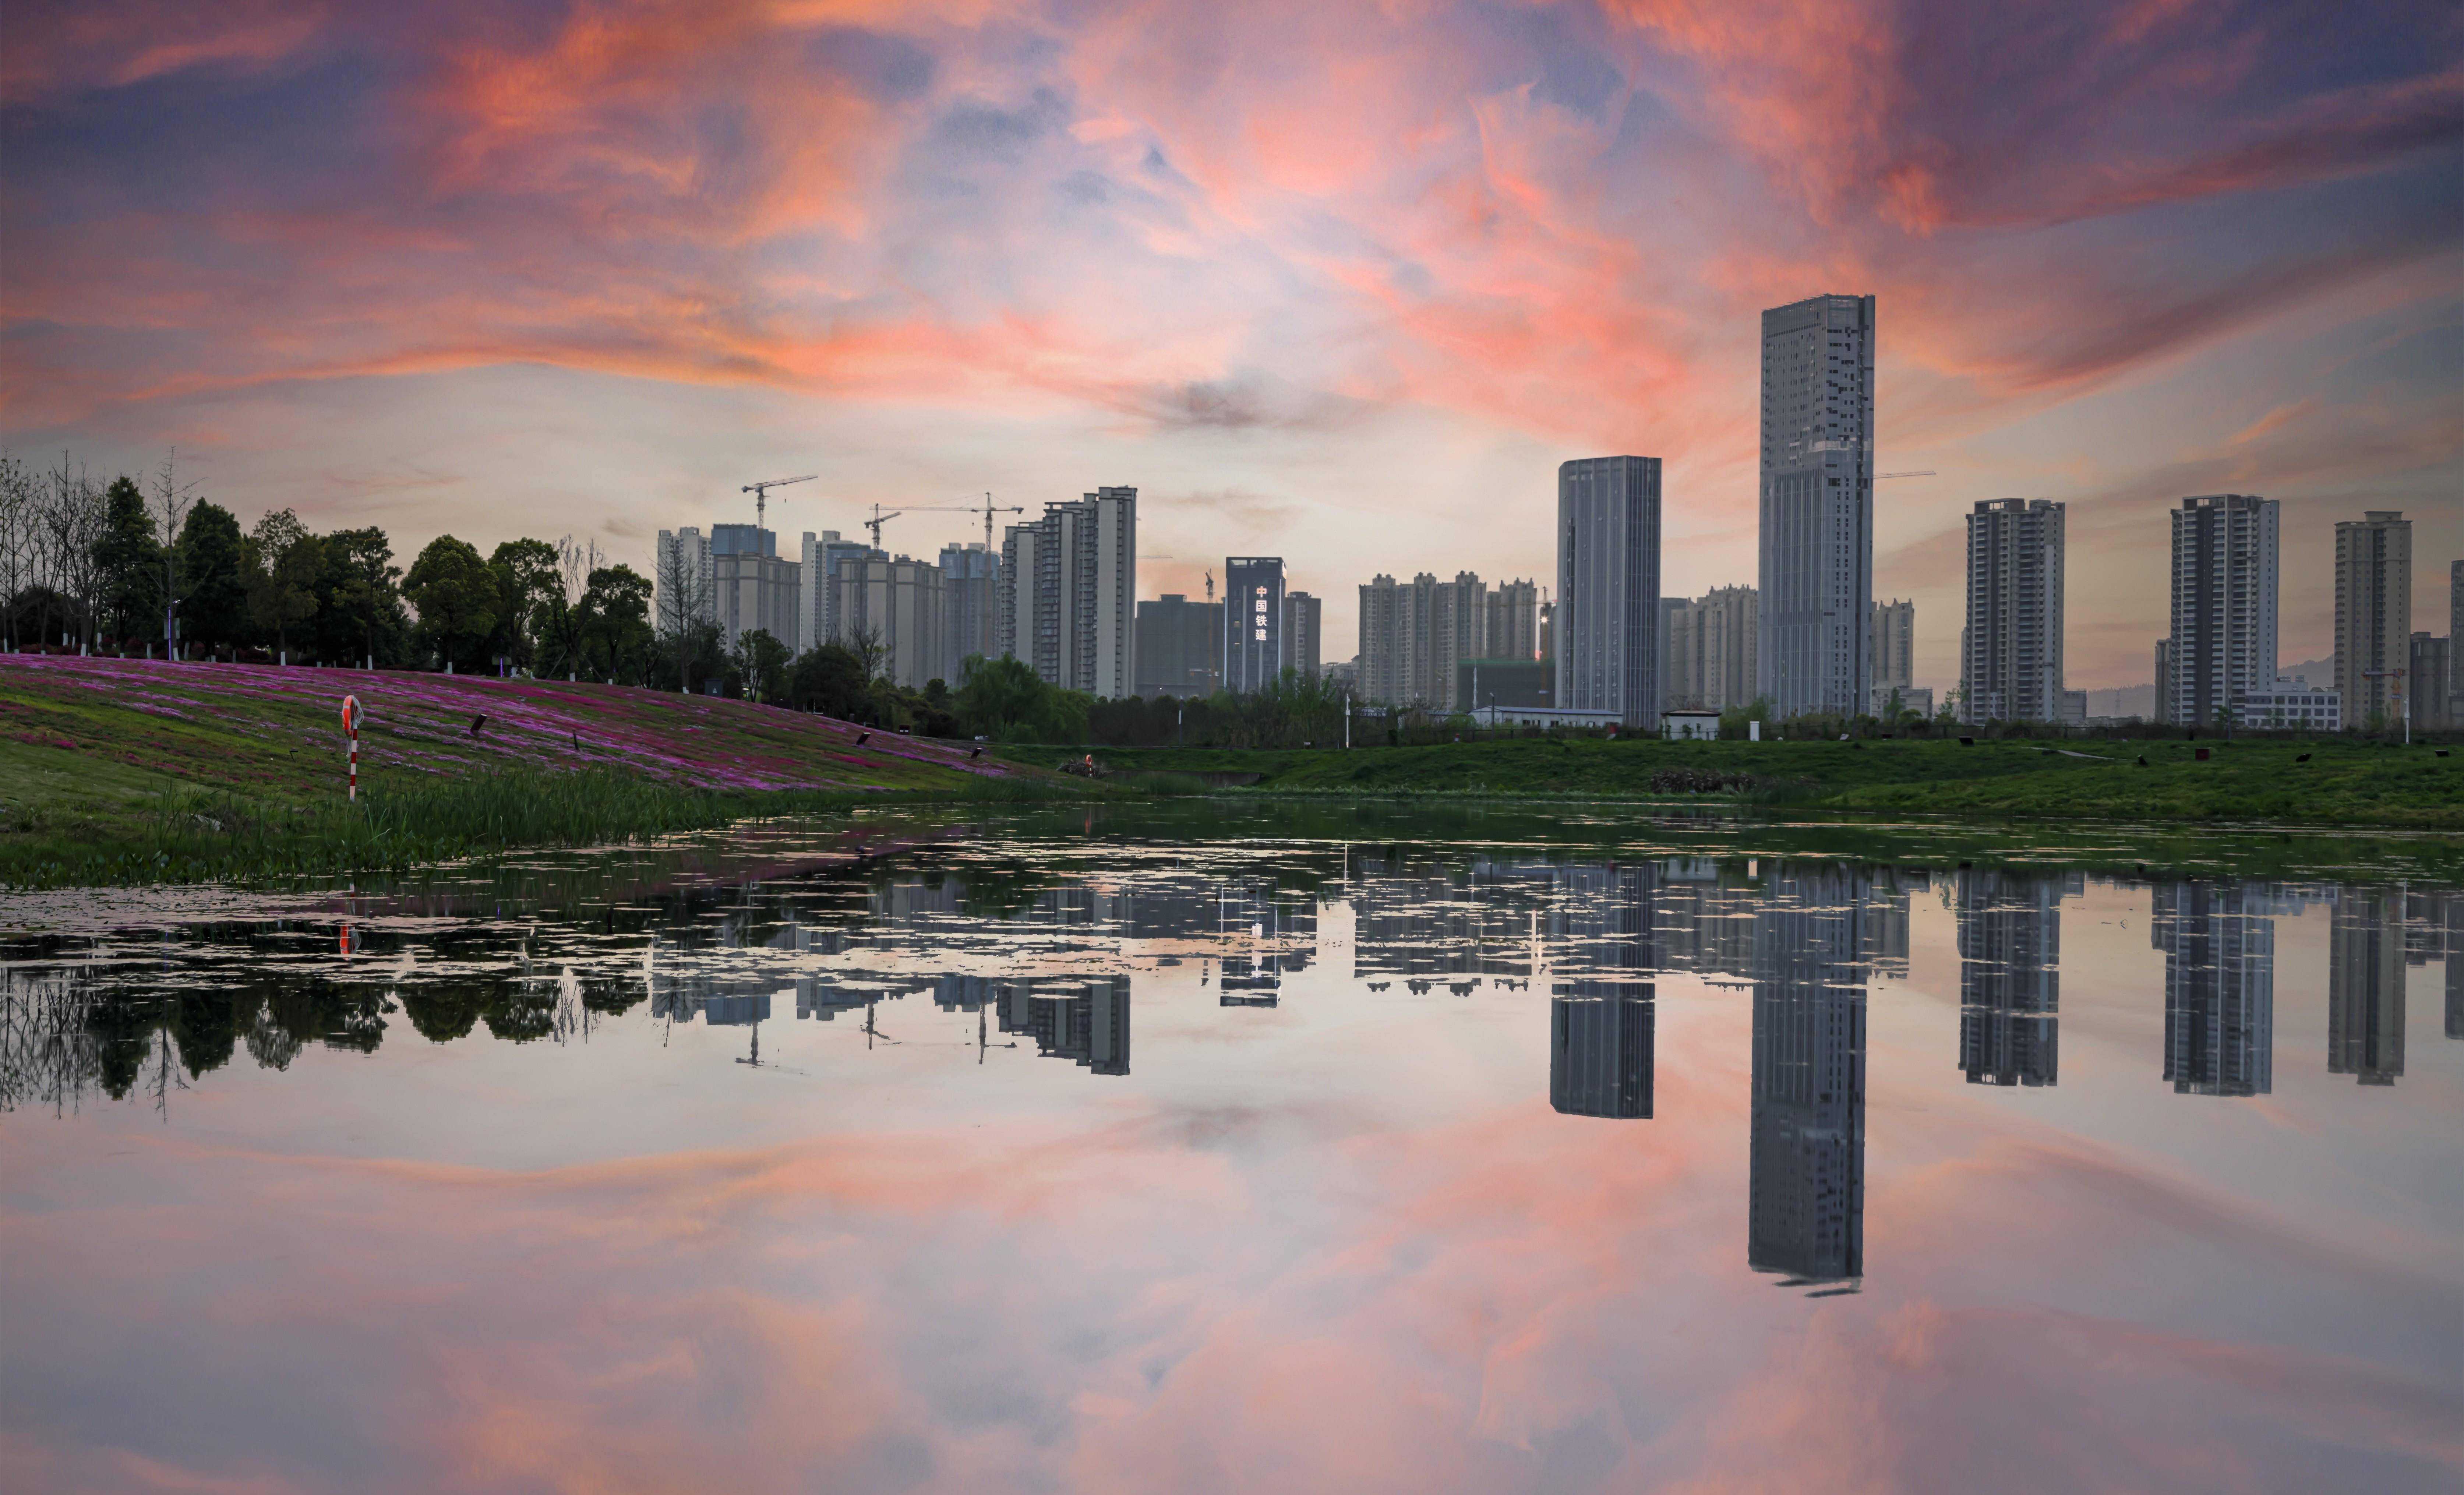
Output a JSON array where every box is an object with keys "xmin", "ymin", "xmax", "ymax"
[{"xmin": 3, "ymin": 0, "xmax": 2458, "ymax": 689}]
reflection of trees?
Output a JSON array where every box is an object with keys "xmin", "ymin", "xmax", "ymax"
[
  {"xmin": 483, "ymin": 982, "xmax": 557, "ymax": 1043},
  {"xmin": 174, "ymin": 991, "xmax": 238, "ymax": 1077},
  {"xmin": 400, "ymin": 983, "xmax": 490, "ymax": 1043}
]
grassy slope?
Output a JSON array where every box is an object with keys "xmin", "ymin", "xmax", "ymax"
[
  {"xmin": 1, "ymin": 655, "xmax": 1059, "ymax": 859},
  {"xmin": 1007, "ymin": 736, "xmax": 2464, "ymax": 829}
]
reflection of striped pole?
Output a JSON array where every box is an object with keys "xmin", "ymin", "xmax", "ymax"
[{"xmin": 341, "ymin": 695, "xmax": 361, "ymax": 801}]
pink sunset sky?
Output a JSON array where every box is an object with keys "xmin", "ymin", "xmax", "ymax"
[{"xmin": 2, "ymin": 0, "xmax": 2458, "ymax": 690}]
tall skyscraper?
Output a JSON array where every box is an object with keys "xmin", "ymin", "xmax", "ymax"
[
  {"xmin": 2164, "ymin": 494, "xmax": 2279, "ymax": 727},
  {"xmin": 2154, "ymin": 881, "xmax": 2273, "ymax": 1097},
  {"xmin": 1870, "ymin": 597, "xmax": 1914, "ymax": 708},
  {"xmin": 1955, "ymin": 869, "xmax": 2059, "ymax": 1087},
  {"xmin": 937, "ymin": 542, "xmax": 999, "ymax": 684},
  {"xmin": 1132, "ymin": 595, "xmax": 1221, "ymax": 698},
  {"xmin": 1961, "ymin": 498, "xmax": 2065, "ymax": 723},
  {"xmin": 998, "ymin": 487, "xmax": 1137, "ymax": 698},
  {"xmin": 2334, "ymin": 511, "xmax": 2411, "ymax": 728},
  {"xmin": 1664, "ymin": 585, "xmax": 1759, "ymax": 711},
  {"xmin": 2329, "ymin": 887, "xmax": 2404, "ymax": 1086},
  {"xmin": 2451, "ymin": 559, "xmax": 2463, "ymax": 718},
  {"xmin": 1758, "ymin": 293, "xmax": 1875, "ymax": 718},
  {"xmin": 1284, "ymin": 591, "xmax": 1323, "ymax": 678},
  {"xmin": 1356, "ymin": 571, "xmax": 1537, "ymax": 708},
  {"xmin": 2414, "ymin": 633, "xmax": 2451, "ymax": 733},
  {"xmin": 1747, "ymin": 867, "xmax": 1868, "ymax": 1284},
  {"xmin": 1224, "ymin": 556, "xmax": 1286, "ymax": 693},
  {"xmin": 1556, "ymin": 456, "xmax": 1662, "ymax": 727}
]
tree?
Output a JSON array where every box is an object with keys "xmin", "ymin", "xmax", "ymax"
[
  {"xmin": 0, "ymin": 449, "xmax": 31, "ymax": 648},
  {"xmin": 175, "ymin": 501, "xmax": 248, "ymax": 655},
  {"xmin": 577, "ymin": 564, "xmax": 654, "ymax": 683},
  {"xmin": 403, "ymin": 535, "xmax": 498, "ymax": 671},
  {"xmin": 92, "ymin": 475, "xmax": 161, "ymax": 642},
  {"xmin": 654, "ymin": 535, "xmax": 711, "ymax": 692},
  {"xmin": 488, "ymin": 537, "xmax": 561, "ymax": 672},
  {"xmin": 731, "ymin": 628, "xmax": 793, "ymax": 705},
  {"xmin": 313, "ymin": 527, "xmax": 410, "ymax": 667},
  {"xmin": 788, "ymin": 642, "xmax": 869, "ymax": 717},
  {"xmin": 150, "ymin": 449, "xmax": 200, "ymax": 654},
  {"xmin": 244, "ymin": 508, "xmax": 321, "ymax": 659},
  {"xmin": 40, "ymin": 455, "xmax": 105, "ymax": 648},
  {"xmin": 954, "ymin": 654, "xmax": 1088, "ymax": 742}
]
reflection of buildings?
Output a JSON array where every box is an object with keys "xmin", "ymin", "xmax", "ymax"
[
  {"xmin": 1001, "ymin": 977, "xmax": 1131, "ymax": 1075},
  {"xmin": 1747, "ymin": 868, "xmax": 1868, "ymax": 1286},
  {"xmin": 2329, "ymin": 888, "xmax": 2404, "ymax": 1086},
  {"xmin": 1955, "ymin": 869, "xmax": 2062, "ymax": 1087},
  {"xmin": 1215, "ymin": 880, "xmax": 1316, "ymax": 1007},
  {"xmin": 2153, "ymin": 882, "xmax": 2273, "ymax": 1097},
  {"xmin": 1550, "ymin": 992, "xmax": 1653, "ymax": 1118}
]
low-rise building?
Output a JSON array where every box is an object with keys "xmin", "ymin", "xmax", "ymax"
[
  {"xmin": 2233, "ymin": 681, "xmax": 2340, "ymax": 731},
  {"xmin": 1662, "ymin": 709, "xmax": 1721, "ymax": 740}
]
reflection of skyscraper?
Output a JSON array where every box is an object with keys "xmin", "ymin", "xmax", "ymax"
[
  {"xmin": 1955, "ymin": 870, "xmax": 2060, "ymax": 1087},
  {"xmin": 2446, "ymin": 895, "xmax": 2464, "ymax": 1041},
  {"xmin": 2329, "ymin": 888, "xmax": 2404, "ymax": 1086},
  {"xmin": 2153, "ymin": 882, "xmax": 2273, "ymax": 1097},
  {"xmin": 1550, "ymin": 992, "xmax": 1653, "ymax": 1118},
  {"xmin": 1748, "ymin": 868, "xmax": 1867, "ymax": 1284},
  {"xmin": 1008, "ymin": 977, "xmax": 1132, "ymax": 1076}
]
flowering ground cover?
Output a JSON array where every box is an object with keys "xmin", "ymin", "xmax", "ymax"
[{"xmin": 1, "ymin": 656, "xmax": 1068, "ymax": 884}]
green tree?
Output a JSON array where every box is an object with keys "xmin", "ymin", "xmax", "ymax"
[
  {"xmin": 731, "ymin": 627, "xmax": 793, "ymax": 704},
  {"xmin": 577, "ymin": 564, "xmax": 654, "ymax": 683},
  {"xmin": 312, "ymin": 526, "xmax": 410, "ymax": 666},
  {"xmin": 788, "ymin": 642, "xmax": 869, "ymax": 717},
  {"xmin": 175, "ymin": 500, "xmax": 248, "ymax": 654},
  {"xmin": 91, "ymin": 475, "xmax": 162, "ymax": 642},
  {"xmin": 244, "ymin": 509, "xmax": 322, "ymax": 659},
  {"xmin": 954, "ymin": 654, "xmax": 1088, "ymax": 742},
  {"xmin": 488, "ymin": 537, "xmax": 561, "ymax": 672},
  {"xmin": 403, "ymin": 535, "xmax": 498, "ymax": 671}
]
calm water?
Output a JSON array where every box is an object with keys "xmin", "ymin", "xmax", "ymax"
[{"xmin": 4, "ymin": 803, "xmax": 2461, "ymax": 1494}]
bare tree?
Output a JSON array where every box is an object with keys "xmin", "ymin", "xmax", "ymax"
[
  {"xmin": 0, "ymin": 448, "xmax": 32, "ymax": 649},
  {"xmin": 40, "ymin": 453, "xmax": 105, "ymax": 649},
  {"xmin": 847, "ymin": 622, "xmax": 888, "ymax": 683},
  {"xmin": 152, "ymin": 448, "xmax": 200, "ymax": 656},
  {"xmin": 546, "ymin": 534, "xmax": 601, "ymax": 678},
  {"xmin": 653, "ymin": 532, "xmax": 712, "ymax": 693}
]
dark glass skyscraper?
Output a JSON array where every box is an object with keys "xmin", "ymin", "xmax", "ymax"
[
  {"xmin": 1224, "ymin": 556, "xmax": 1286, "ymax": 694},
  {"xmin": 1758, "ymin": 293, "xmax": 1875, "ymax": 718},
  {"xmin": 1748, "ymin": 867, "xmax": 1868, "ymax": 1284}
]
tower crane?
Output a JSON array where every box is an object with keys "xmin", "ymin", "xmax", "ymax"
[
  {"xmin": 886, "ymin": 493, "xmax": 1026, "ymax": 554},
  {"xmin": 860, "ymin": 503, "xmax": 902, "ymax": 550},
  {"xmin": 740, "ymin": 474, "xmax": 816, "ymax": 539}
]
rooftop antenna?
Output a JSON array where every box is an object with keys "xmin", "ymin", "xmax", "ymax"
[{"xmin": 741, "ymin": 474, "xmax": 816, "ymax": 548}]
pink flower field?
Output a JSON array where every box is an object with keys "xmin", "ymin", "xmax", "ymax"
[{"xmin": 0, "ymin": 655, "xmax": 1024, "ymax": 800}]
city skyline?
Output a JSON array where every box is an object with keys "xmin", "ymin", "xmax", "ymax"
[{"xmin": 4, "ymin": 4, "xmax": 2455, "ymax": 694}]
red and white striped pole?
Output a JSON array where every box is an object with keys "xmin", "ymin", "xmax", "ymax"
[{"xmin": 341, "ymin": 695, "xmax": 361, "ymax": 801}]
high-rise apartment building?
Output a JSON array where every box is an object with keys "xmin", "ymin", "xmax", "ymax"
[
  {"xmin": 1556, "ymin": 456, "xmax": 1662, "ymax": 727},
  {"xmin": 1356, "ymin": 571, "xmax": 1539, "ymax": 708},
  {"xmin": 1748, "ymin": 867, "xmax": 1869, "ymax": 1283},
  {"xmin": 1870, "ymin": 598, "xmax": 1913, "ymax": 715},
  {"xmin": 1284, "ymin": 591, "xmax": 1323, "ymax": 678},
  {"xmin": 1758, "ymin": 293, "xmax": 1875, "ymax": 718},
  {"xmin": 2334, "ymin": 511, "xmax": 2411, "ymax": 728},
  {"xmin": 2163, "ymin": 494, "xmax": 2278, "ymax": 726},
  {"xmin": 1224, "ymin": 557, "xmax": 1285, "ymax": 693},
  {"xmin": 998, "ymin": 486, "xmax": 1137, "ymax": 698},
  {"xmin": 1961, "ymin": 498, "xmax": 2065, "ymax": 723},
  {"xmin": 1663, "ymin": 585, "xmax": 1759, "ymax": 712},
  {"xmin": 1133, "ymin": 595, "xmax": 1221, "ymax": 698},
  {"xmin": 1550, "ymin": 992, "xmax": 1655, "ymax": 1119},
  {"xmin": 830, "ymin": 553, "xmax": 944, "ymax": 690},
  {"xmin": 936, "ymin": 542, "xmax": 999, "ymax": 684},
  {"xmin": 2451, "ymin": 560, "xmax": 2463, "ymax": 717},
  {"xmin": 800, "ymin": 530, "xmax": 879, "ymax": 654},
  {"xmin": 2414, "ymin": 633, "xmax": 2451, "ymax": 733}
]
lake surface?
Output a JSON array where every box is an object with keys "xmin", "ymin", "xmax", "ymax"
[{"xmin": 5, "ymin": 802, "xmax": 2461, "ymax": 1494}]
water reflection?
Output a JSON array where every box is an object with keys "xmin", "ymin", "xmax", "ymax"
[
  {"xmin": 1956, "ymin": 868, "xmax": 2068, "ymax": 1088},
  {"xmin": 1747, "ymin": 867, "xmax": 1870, "ymax": 1290},
  {"xmin": 2330, "ymin": 888, "xmax": 2406, "ymax": 1086}
]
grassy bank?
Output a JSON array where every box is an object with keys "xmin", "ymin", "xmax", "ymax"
[
  {"xmin": 1, "ymin": 654, "xmax": 1092, "ymax": 888},
  {"xmin": 1003, "ymin": 735, "xmax": 2464, "ymax": 829}
]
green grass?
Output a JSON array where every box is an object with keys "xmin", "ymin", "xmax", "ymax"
[{"xmin": 998, "ymin": 735, "xmax": 2464, "ymax": 830}]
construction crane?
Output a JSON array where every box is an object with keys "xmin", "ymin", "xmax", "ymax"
[
  {"xmin": 860, "ymin": 503, "xmax": 903, "ymax": 550},
  {"xmin": 740, "ymin": 474, "xmax": 816, "ymax": 539},
  {"xmin": 890, "ymin": 493, "xmax": 1026, "ymax": 553}
]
